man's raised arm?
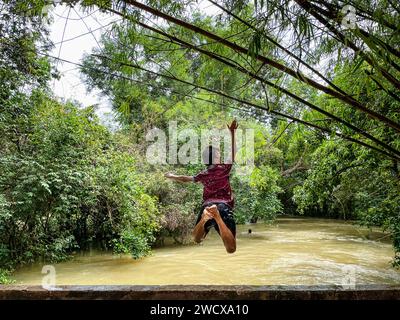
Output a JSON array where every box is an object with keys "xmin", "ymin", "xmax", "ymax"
[{"xmin": 227, "ymin": 119, "xmax": 238, "ymax": 163}]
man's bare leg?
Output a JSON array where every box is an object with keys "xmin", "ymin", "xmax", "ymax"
[
  {"xmin": 192, "ymin": 209, "xmax": 213, "ymax": 243},
  {"xmin": 205, "ymin": 205, "xmax": 236, "ymax": 253}
]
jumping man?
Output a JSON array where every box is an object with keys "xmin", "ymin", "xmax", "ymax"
[{"xmin": 164, "ymin": 120, "xmax": 238, "ymax": 253}]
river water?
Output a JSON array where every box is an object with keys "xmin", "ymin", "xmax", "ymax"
[{"xmin": 11, "ymin": 218, "xmax": 400, "ymax": 285}]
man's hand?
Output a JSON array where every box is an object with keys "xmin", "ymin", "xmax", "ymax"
[
  {"xmin": 227, "ymin": 119, "xmax": 238, "ymax": 132},
  {"xmin": 164, "ymin": 172, "xmax": 174, "ymax": 179},
  {"xmin": 201, "ymin": 210, "xmax": 214, "ymax": 222}
]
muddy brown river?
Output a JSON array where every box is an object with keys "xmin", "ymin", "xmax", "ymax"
[{"xmin": 11, "ymin": 218, "xmax": 400, "ymax": 286}]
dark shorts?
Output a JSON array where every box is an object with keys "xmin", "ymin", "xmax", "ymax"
[{"xmin": 195, "ymin": 202, "xmax": 236, "ymax": 237}]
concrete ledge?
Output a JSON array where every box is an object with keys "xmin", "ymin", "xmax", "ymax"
[{"xmin": 1, "ymin": 285, "xmax": 400, "ymax": 300}]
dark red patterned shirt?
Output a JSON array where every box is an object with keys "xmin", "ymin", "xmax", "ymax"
[{"xmin": 193, "ymin": 164, "xmax": 234, "ymax": 208}]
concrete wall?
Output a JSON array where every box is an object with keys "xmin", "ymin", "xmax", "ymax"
[{"xmin": 1, "ymin": 285, "xmax": 400, "ymax": 300}]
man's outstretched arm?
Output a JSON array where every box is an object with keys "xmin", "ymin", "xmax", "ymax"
[{"xmin": 164, "ymin": 173, "xmax": 194, "ymax": 183}]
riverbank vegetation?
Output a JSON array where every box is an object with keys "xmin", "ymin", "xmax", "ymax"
[{"xmin": 1, "ymin": 0, "xmax": 399, "ymax": 281}]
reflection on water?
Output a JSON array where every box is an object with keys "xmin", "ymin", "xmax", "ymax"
[{"xmin": 11, "ymin": 218, "xmax": 400, "ymax": 285}]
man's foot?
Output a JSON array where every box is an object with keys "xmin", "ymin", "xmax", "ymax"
[
  {"xmin": 204, "ymin": 205, "xmax": 221, "ymax": 220},
  {"xmin": 193, "ymin": 209, "xmax": 215, "ymax": 243},
  {"xmin": 201, "ymin": 209, "xmax": 214, "ymax": 222}
]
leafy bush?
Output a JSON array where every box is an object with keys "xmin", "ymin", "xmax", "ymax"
[
  {"xmin": 233, "ymin": 166, "xmax": 283, "ymax": 224},
  {"xmin": 112, "ymin": 230, "xmax": 152, "ymax": 259},
  {"xmin": 159, "ymin": 204, "xmax": 197, "ymax": 245},
  {"xmin": 0, "ymin": 269, "xmax": 15, "ymax": 284},
  {"xmin": 139, "ymin": 166, "xmax": 201, "ymax": 245},
  {"xmin": 0, "ymin": 94, "xmax": 161, "ymax": 268}
]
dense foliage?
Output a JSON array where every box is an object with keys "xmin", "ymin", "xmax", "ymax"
[{"xmin": 0, "ymin": 91, "xmax": 161, "ymax": 267}]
